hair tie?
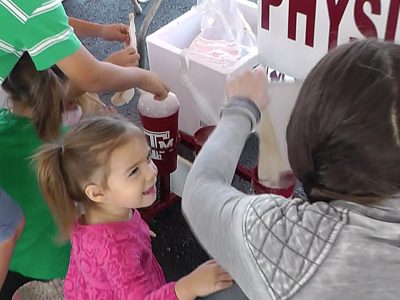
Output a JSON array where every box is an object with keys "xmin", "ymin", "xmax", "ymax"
[{"xmin": 59, "ymin": 145, "xmax": 64, "ymax": 154}]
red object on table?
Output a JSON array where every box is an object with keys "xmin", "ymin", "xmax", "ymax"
[{"xmin": 142, "ymin": 126, "xmax": 295, "ymax": 222}]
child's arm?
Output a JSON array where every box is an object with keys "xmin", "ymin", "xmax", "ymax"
[
  {"xmin": 103, "ymin": 239, "xmax": 231, "ymax": 300},
  {"xmin": 56, "ymin": 47, "xmax": 168, "ymax": 99},
  {"xmin": 174, "ymin": 260, "xmax": 233, "ymax": 300},
  {"xmin": 68, "ymin": 17, "xmax": 129, "ymax": 43},
  {"xmin": 103, "ymin": 240, "xmax": 177, "ymax": 299},
  {"xmin": 0, "ymin": 190, "xmax": 24, "ymax": 289},
  {"xmin": 104, "ymin": 47, "xmax": 140, "ymax": 67},
  {"xmin": 20, "ymin": 3, "xmax": 156, "ymax": 96}
]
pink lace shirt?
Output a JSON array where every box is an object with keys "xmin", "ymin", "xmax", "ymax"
[{"xmin": 64, "ymin": 210, "xmax": 178, "ymax": 300}]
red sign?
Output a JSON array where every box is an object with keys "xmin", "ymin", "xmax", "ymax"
[{"xmin": 258, "ymin": 0, "xmax": 400, "ymax": 78}]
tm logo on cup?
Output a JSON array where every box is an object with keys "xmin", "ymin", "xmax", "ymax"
[{"xmin": 144, "ymin": 129, "xmax": 174, "ymax": 160}]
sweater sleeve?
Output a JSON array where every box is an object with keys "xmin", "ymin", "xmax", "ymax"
[
  {"xmin": 103, "ymin": 238, "xmax": 178, "ymax": 300},
  {"xmin": 182, "ymin": 98, "xmax": 346, "ymax": 300},
  {"xmin": 182, "ymin": 97, "xmax": 267, "ymax": 298}
]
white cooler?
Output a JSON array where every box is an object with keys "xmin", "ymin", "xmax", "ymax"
[
  {"xmin": 146, "ymin": 0, "xmax": 301, "ymax": 193},
  {"xmin": 146, "ymin": 0, "xmax": 259, "ymax": 136}
]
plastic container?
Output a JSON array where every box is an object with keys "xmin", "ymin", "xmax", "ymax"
[{"xmin": 138, "ymin": 92, "xmax": 180, "ymax": 175}]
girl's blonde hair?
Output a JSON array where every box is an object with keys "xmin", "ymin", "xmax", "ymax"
[
  {"xmin": 34, "ymin": 115, "xmax": 144, "ymax": 240},
  {"xmin": 1, "ymin": 52, "xmax": 64, "ymax": 140}
]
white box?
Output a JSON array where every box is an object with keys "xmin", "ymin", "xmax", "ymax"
[{"xmin": 146, "ymin": 0, "xmax": 259, "ymax": 135}]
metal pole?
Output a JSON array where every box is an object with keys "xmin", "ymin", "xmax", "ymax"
[{"xmin": 137, "ymin": 0, "xmax": 163, "ymax": 68}]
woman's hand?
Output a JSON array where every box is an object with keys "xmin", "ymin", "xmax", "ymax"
[{"xmin": 226, "ymin": 65, "xmax": 269, "ymax": 112}]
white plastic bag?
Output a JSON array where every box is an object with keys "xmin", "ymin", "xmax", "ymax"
[{"xmin": 187, "ymin": 0, "xmax": 256, "ymax": 69}]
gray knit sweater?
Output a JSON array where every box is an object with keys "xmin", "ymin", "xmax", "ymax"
[{"xmin": 182, "ymin": 98, "xmax": 400, "ymax": 300}]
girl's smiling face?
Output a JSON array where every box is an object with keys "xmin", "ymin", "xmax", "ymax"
[{"xmin": 100, "ymin": 135, "xmax": 158, "ymax": 212}]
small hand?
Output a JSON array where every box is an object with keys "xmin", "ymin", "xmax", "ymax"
[
  {"xmin": 100, "ymin": 23, "xmax": 130, "ymax": 43},
  {"xmin": 63, "ymin": 95, "xmax": 79, "ymax": 111},
  {"xmin": 99, "ymin": 105, "xmax": 118, "ymax": 116},
  {"xmin": 226, "ymin": 65, "xmax": 269, "ymax": 112},
  {"xmin": 149, "ymin": 230, "xmax": 156, "ymax": 238},
  {"xmin": 105, "ymin": 47, "xmax": 140, "ymax": 67},
  {"xmin": 139, "ymin": 70, "xmax": 169, "ymax": 101},
  {"xmin": 175, "ymin": 260, "xmax": 233, "ymax": 300}
]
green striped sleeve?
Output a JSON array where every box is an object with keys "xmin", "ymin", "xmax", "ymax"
[
  {"xmin": 23, "ymin": 2, "xmax": 81, "ymax": 71},
  {"xmin": 0, "ymin": 40, "xmax": 22, "ymax": 83},
  {"xmin": 0, "ymin": 2, "xmax": 25, "ymax": 83}
]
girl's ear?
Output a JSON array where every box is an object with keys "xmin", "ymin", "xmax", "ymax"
[{"xmin": 84, "ymin": 184, "xmax": 105, "ymax": 203}]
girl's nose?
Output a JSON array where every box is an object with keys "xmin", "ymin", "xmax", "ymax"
[{"xmin": 146, "ymin": 160, "xmax": 158, "ymax": 181}]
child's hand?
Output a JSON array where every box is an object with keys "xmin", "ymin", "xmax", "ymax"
[
  {"xmin": 65, "ymin": 82, "xmax": 85, "ymax": 108},
  {"xmin": 105, "ymin": 47, "xmax": 140, "ymax": 67},
  {"xmin": 139, "ymin": 70, "xmax": 169, "ymax": 100},
  {"xmin": 149, "ymin": 229, "xmax": 156, "ymax": 238},
  {"xmin": 100, "ymin": 23, "xmax": 130, "ymax": 43},
  {"xmin": 226, "ymin": 65, "xmax": 269, "ymax": 112},
  {"xmin": 63, "ymin": 95, "xmax": 79, "ymax": 111},
  {"xmin": 98, "ymin": 105, "xmax": 118, "ymax": 116},
  {"xmin": 175, "ymin": 260, "xmax": 233, "ymax": 300}
]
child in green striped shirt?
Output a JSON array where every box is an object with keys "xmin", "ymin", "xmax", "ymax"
[{"xmin": 0, "ymin": 0, "xmax": 168, "ymax": 98}]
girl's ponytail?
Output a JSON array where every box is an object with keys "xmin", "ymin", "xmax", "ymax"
[
  {"xmin": 34, "ymin": 144, "xmax": 77, "ymax": 241},
  {"xmin": 31, "ymin": 70, "xmax": 64, "ymax": 141},
  {"xmin": 34, "ymin": 116, "xmax": 145, "ymax": 239},
  {"xmin": 2, "ymin": 52, "xmax": 64, "ymax": 141}
]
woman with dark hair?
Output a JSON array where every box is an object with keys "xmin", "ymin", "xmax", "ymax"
[{"xmin": 183, "ymin": 40, "xmax": 400, "ymax": 300}]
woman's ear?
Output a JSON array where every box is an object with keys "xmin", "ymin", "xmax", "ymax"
[{"xmin": 84, "ymin": 183, "xmax": 105, "ymax": 203}]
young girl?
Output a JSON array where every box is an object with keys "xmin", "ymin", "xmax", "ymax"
[
  {"xmin": 0, "ymin": 52, "xmax": 70, "ymax": 299},
  {"xmin": 182, "ymin": 40, "xmax": 400, "ymax": 300},
  {"xmin": 34, "ymin": 115, "xmax": 233, "ymax": 300}
]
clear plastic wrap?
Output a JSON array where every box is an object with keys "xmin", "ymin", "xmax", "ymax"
[{"xmin": 187, "ymin": 0, "xmax": 256, "ymax": 69}]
